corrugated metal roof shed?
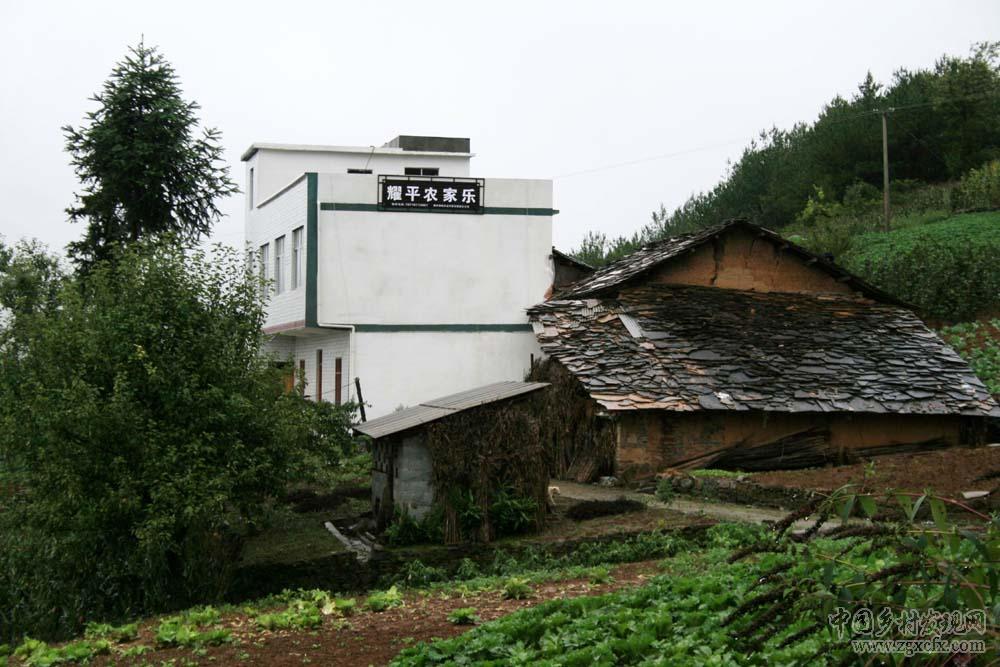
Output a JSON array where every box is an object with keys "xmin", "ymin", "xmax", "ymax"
[{"xmin": 354, "ymin": 381, "xmax": 549, "ymax": 440}]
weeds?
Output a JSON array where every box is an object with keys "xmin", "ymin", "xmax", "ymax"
[
  {"xmin": 154, "ymin": 607, "xmax": 231, "ymax": 648},
  {"xmin": 365, "ymin": 586, "xmax": 404, "ymax": 612},
  {"xmin": 446, "ymin": 608, "xmax": 480, "ymax": 626},
  {"xmin": 501, "ymin": 577, "xmax": 532, "ymax": 600},
  {"xmin": 12, "ymin": 637, "xmax": 111, "ymax": 666},
  {"xmin": 83, "ymin": 621, "xmax": 138, "ymax": 643}
]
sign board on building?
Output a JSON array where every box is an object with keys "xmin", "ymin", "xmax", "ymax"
[{"xmin": 378, "ymin": 176, "xmax": 485, "ymax": 214}]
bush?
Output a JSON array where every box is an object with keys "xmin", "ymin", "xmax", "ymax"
[
  {"xmin": 383, "ymin": 508, "xmax": 443, "ymax": 546},
  {"xmin": 365, "ymin": 586, "xmax": 404, "ymax": 612},
  {"xmin": 841, "ymin": 212, "xmax": 1000, "ymax": 321},
  {"xmin": 501, "ymin": 577, "xmax": 532, "ymax": 600},
  {"xmin": 488, "ymin": 489, "xmax": 539, "ymax": 536},
  {"xmin": 0, "ymin": 241, "xmax": 353, "ymax": 642},
  {"xmin": 397, "ymin": 560, "xmax": 448, "ymax": 587},
  {"xmin": 954, "ymin": 159, "xmax": 1000, "ymax": 211},
  {"xmin": 447, "ymin": 607, "xmax": 480, "ymax": 626},
  {"xmin": 655, "ymin": 478, "xmax": 675, "ymax": 504}
]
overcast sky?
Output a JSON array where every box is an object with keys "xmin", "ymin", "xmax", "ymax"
[{"xmin": 2, "ymin": 0, "xmax": 997, "ymax": 256}]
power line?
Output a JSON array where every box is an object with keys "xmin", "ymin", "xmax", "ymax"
[
  {"xmin": 552, "ymin": 138, "xmax": 750, "ymax": 180},
  {"xmin": 550, "ymin": 88, "xmax": 1000, "ymax": 181}
]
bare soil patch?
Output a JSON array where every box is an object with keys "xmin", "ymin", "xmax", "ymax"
[
  {"xmin": 85, "ymin": 560, "xmax": 664, "ymax": 667},
  {"xmin": 751, "ymin": 445, "xmax": 1000, "ymax": 497}
]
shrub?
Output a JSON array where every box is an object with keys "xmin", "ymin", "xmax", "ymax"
[
  {"xmin": 841, "ymin": 212, "xmax": 1000, "ymax": 321},
  {"xmin": 446, "ymin": 607, "xmax": 480, "ymax": 626},
  {"xmin": 488, "ymin": 489, "xmax": 539, "ymax": 536},
  {"xmin": 383, "ymin": 509, "xmax": 443, "ymax": 546},
  {"xmin": 455, "ymin": 558, "xmax": 481, "ymax": 580},
  {"xmin": 366, "ymin": 586, "xmax": 404, "ymax": 612},
  {"xmin": 501, "ymin": 577, "xmax": 532, "ymax": 600},
  {"xmin": 655, "ymin": 478, "xmax": 675, "ymax": 504},
  {"xmin": 564, "ymin": 497, "xmax": 645, "ymax": 522},
  {"xmin": 0, "ymin": 241, "xmax": 354, "ymax": 643},
  {"xmin": 953, "ymin": 159, "xmax": 1000, "ymax": 211},
  {"xmin": 397, "ymin": 560, "xmax": 447, "ymax": 587},
  {"xmin": 587, "ymin": 566, "xmax": 613, "ymax": 585}
]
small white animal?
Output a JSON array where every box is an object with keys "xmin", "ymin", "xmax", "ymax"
[{"xmin": 546, "ymin": 485, "xmax": 561, "ymax": 511}]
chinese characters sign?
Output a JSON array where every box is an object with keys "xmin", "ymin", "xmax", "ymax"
[{"xmin": 378, "ymin": 176, "xmax": 484, "ymax": 214}]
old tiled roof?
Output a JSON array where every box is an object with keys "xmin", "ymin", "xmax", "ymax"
[
  {"xmin": 558, "ymin": 219, "xmax": 899, "ymax": 304},
  {"xmin": 528, "ymin": 284, "xmax": 1000, "ymax": 417}
]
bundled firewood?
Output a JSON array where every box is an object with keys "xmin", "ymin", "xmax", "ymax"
[{"xmin": 712, "ymin": 428, "xmax": 834, "ymax": 472}]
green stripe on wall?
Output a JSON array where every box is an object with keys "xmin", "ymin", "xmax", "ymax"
[
  {"xmin": 305, "ymin": 173, "xmax": 318, "ymax": 327},
  {"xmin": 354, "ymin": 323, "xmax": 533, "ymax": 333},
  {"xmin": 319, "ymin": 202, "xmax": 558, "ymax": 216}
]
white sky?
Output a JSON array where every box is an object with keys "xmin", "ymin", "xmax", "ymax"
[{"xmin": 1, "ymin": 0, "xmax": 997, "ymax": 255}]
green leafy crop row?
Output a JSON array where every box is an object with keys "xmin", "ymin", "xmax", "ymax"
[
  {"xmin": 392, "ymin": 492, "xmax": 999, "ymax": 666},
  {"xmin": 841, "ymin": 212, "xmax": 1000, "ymax": 322}
]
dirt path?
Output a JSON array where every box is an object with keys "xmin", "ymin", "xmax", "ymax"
[{"xmin": 555, "ymin": 480, "xmax": 812, "ymax": 527}]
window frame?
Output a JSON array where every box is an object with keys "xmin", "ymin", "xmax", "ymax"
[
  {"xmin": 291, "ymin": 227, "xmax": 304, "ymax": 290},
  {"xmin": 273, "ymin": 235, "xmax": 285, "ymax": 295},
  {"xmin": 258, "ymin": 242, "xmax": 269, "ymax": 294}
]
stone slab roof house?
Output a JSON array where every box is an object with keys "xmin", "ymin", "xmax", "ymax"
[{"xmin": 528, "ymin": 219, "xmax": 999, "ymax": 479}]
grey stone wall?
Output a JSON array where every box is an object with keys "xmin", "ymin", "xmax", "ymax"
[{"xmin": 394, "ymin": 435, "xmax": 435, "ymax": 519}]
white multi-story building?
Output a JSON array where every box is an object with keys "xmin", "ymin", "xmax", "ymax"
[{"xmin": 242, "ymin": 136, "xmax": 558, "ymax": 419}]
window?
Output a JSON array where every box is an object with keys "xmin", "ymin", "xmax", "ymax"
[
  {"xmin": 273, "ymin": 235, "xmax": 285, "ymax": 294},
  {"xmin": 248, "ymin": 167, "xmax": 254, "ymax": 209},
  {"xmin": 335, "ymin": 357, "xmax": 343, "ymax": 405},
  {"xmin": 347, "ymin": 168, "xmax": 373, "ymax": 174},
  {"xmin": 404, "ymin": 167, "xmax": 439, "ymax": 176},
  {"xmin": 315, "ymin": 349, "xmax": 323, "ymax": 402},
  {"xmin": 291, "ymin": 227, "xmax": 304, "ymax": 289},
  {"xmin": 257, "ymin": 243, "xmax": 269, "ymax": 293}
]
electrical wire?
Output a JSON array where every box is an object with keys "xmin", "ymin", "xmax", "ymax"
[{"xmin": 551, "ymin": 87, "xmax": 1000, "ymax": 181}]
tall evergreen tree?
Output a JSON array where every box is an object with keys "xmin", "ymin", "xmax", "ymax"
[{"xmin": 63, "ymin": 41, "xmax": 237, "ymax": 268}]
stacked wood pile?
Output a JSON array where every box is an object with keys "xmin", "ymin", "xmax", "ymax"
[
  {"xmin": 667, "ymin": 427, "xmax": 951, "ymax": 473},
  {"xmin": 424, "ymin": 400, "xmax": 548, "ymax": 544},
  {"xmin": 527, "ymin": 359, "xmax": 616, "ymax": 482}
]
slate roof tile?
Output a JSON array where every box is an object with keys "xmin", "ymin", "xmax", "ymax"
[{"xmin": 527, "ymin": 284, "xmax": 1000, "ymax": 417}]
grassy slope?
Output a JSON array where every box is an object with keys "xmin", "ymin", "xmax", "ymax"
[{"xmin": 839, "ymin": 211, "xmax": 1000, "ymax": 322}]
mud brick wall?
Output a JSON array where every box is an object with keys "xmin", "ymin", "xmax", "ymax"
[
  {"xmin": 646, "ymin": 227, "xmax": 854, "ymax": 295},
  {"xmin": 614, "ymin": 411, "xmax": 964, "ymax": 478}
]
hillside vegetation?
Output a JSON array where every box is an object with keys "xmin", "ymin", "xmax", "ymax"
[
  {"xmin": 573, "ymin": 43, "xmax": 1000, "ymax": 267},
  {"xmin": 839, "ymin": 211, "xmax": 1000, "ymax": 322}
]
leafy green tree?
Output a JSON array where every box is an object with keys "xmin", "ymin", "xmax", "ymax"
[
  {"xmin": 0, "ymin": 240, "xmax": 353, "ymax": 642},
  {"xmin": 63, "ymin": 41, "xmax": 237, "ymax": 269}
]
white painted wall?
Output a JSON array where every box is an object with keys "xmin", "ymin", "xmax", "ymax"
[
  {"xmin": 316, "ymin": 174, "xmax": 553, "ymax": 325},
  {"xmin": 246, "ymin": 145, "xmax": 471, "ymax": 205},
  {"xmin": 245, "ymin": 175, "xmax": 307, "ymax": 330},
  {"xmin": 353, "ymin": 330, "xmax": 541, "ymax": 417},
  {"xmin": 291, "ymin": 330, "xmax": 353, "ymax": 404},
  {"xmin": 243, "ymin": 140, "xmax": 553, "ymax": 420}
]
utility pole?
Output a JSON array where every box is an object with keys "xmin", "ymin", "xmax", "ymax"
[{"xmin": 881, "ymin": 109, "xmax": 891, "ymax": 231}]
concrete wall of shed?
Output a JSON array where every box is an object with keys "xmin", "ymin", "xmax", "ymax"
[
  {"xmin": 644, "ymin": 228, "xmax": 854, "ymax": 295},
  {"xmin": 392, "ymin": 434, "xmax": 436, "ymax": 520},
  {"xmin": 614, "ymin": 410, "xmax": 965, "ymax": 478}
]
